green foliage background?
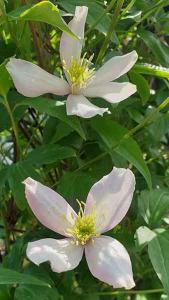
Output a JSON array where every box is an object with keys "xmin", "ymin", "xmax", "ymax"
[{"xmin": 0, "ymin": 0, "xmax": 169, "ymax": 299}]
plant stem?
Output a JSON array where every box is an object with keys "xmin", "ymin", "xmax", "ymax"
[
  {"xmin": 121, "ymin": 0, "xmax": 136, "ymax": 17},
  {"xmin": 76, "ymin": 152, "xmax": 107, "ymax": 172},
  {"xmin": 129, "ymin": 0, "xmax": 169, "ymax": 32},
  {"xmin": 0, "ymin": 1, "xmax": 17, "ymax": 45},
  {"xmin": 87, "ymin": 288, "xmax": 164, "ymax": 296},
  {"xmin": 76, "ymin": 97, "xmax": 169, "ymax": 171},
  {"xmin": 1, "ymin": 206, "xmax": 10, "ymax": 253},
  {"xmin": 96, "ymin": 0, "xmax": 124, "ymax": 65},
  {"xmin": 28, "ymin": 22, "xmax": 44, "ymax": 68},
  {"xmin": 124, "ymin": 97, "xmax": 169, "ymax": 139},
  {"xmin": 133, "ymin": 63, "xmax": 169, "ymax": 80},
  {"xmin": 21, "ymin": 0, "xmax": 44, "ymax": 67},
  {"xmin": 3, "ymin": 96, "xmax": 20, "ymax": 161},
  {"xmin": 86, "ymin": 0, "xmax": 116, "ymax": 36}
]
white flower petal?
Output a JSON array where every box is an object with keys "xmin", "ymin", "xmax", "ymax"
[
  {"xmin": 24, "ymin": 177, "xmax": 77, "ymax": 237},
  {"xmin": 82, "ymin": 82, "xmax": 137, "ymax": 103},
  {"xmin": 60, "ymin": 6, "xmax": 88, "ymax": 67},
  {"xmin": 27, "ymin": 238, "xmax": 84, "ymax": 272},
  {"xmin": 85, "ymin": 167, "xmax": 135, "ymax": 233},
  {"xmin": 90, "ymin": 51, "xmax": 138, "ymax": 86},
  {"xmin": 85, "ymin": 236, "xmax": 135, "ymax": 289},
  {"xmin": 6, "ymin": 58, "xmax": 70, "ymax": 97},
  {"xmin": 66, "ymin": 94, "xmax": 109, "ymax": 118}
]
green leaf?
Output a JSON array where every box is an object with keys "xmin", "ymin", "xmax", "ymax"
[
  {"xmin": 139, "ymin": 30, "xmax": 169, "ymax": 67},
  {"xmin": 3, "ymin": 237, "xmax": 25, "ymax": 271},
  {"xmin": 0, "ymin": 61, "xmax": 12, "ymax": 97},
  {"xmin": 161, "ymin": 295, "xmax": 169, "ymax": 300},
  {"xmin": 90, "ymin": 118, "xmax": 152, "ymax": 189},
  {"xmin": 0, "ymin": 268, "xmax": 49, "ymax": 286},
  {"xmin": 130, "ymin": 71, "xmax": 150, "ymax": 104},
  {"xmin": 0, "ymin": 1, "xmax": 6, "ymax": 26},
  {"xmin": 138, "ymin": 189, "xmax": 169, "ymax": 226},
  {"xmin": 8, "ymin": 1, "xmax": 76, "ymax": 38},
  {"xmin": 135, "ymin": 226, "xmax": 156, "ymax": 249},
  {"xmin": 26, "ymin": 144, "xmax": 76, "ymax": 165},
  {"xmin": 133, "ymin": 63, "xmax": 169, "ymax": 80},
  {"xmin": 0, "ymin": 285, "xmax": 11, "ymax": 300},
  {"xmin": 58, "ymin": 171, "xmax": 95, "ymax": 208},
  {"xmin": 58, "ymin": 0, "xmax": 113, "ymax": 36},
  {"xmin": 43, "ymin": 119, "xmax": 74, "ymax": 144},
  {"xmin": 148, "ymin": 113, "xmax": 169, "ymax": 142},
  {"xmin": 0, "ymin": 167, "xmax": 8, "ymax": 191},
  {"xmin": 80, "ymin": 296, "xmax": 100, "ymax": 300},
  {"xmin": 135, "ymin": 296, "xmax": 154, "ymax": 300},
  {"xmin": 8, "ymin": 162, "xmax": 40, "ymax": 210},
  {"xmin": 148, "ymin": 230, "xmax": 169, "ymax": 295},
  {"xmin": 15, "ymin": 285, "xmax": 60, "ymax": 300},
  {"xmin": 17, "ymin": 97, "xmax": 86, "ymax": 140}
]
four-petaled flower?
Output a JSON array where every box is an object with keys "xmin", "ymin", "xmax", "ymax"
[
  {"xmin": 24, "ymin": 167, "xmax": 135, "ymax": 289},
  {"xmin": 6, "ymin": 6, "xmax": 138, "ymax": 118}
]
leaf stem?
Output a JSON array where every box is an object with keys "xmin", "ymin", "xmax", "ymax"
[
  {"xmin": 21, "ymin": 0, "xmax": 44, "ymax": 68},
  {"xmin": 96, "ymin": 0, "xmax": 124, "ymax": 65},
  {"xmin": 1, "ymin": 206, "xmax": 10, "ymax": 253},
  {"xmin": 0, "ymin": 1, "xmax": 17, "ymax": 44},
  {"xmin": 28, "ymin": 22, "xmax": 44, "ymax": 68},
  {"xmin": 133, "ymin": 63, "xmax": 169, "ymax": 80},
  {"xmin": 76, "ymin": 97, "xmax": 169, "ymax": 171},
  {"xmin": 129, "ymin": 0, "xmax": 169, "ymax": 32},
  {"xmin": 3, "ymin": 96, "xmax": 20, "ymax": 161},
  {"xmin": 124, "ymin": 97, "xmax": 169, "ymax": 139},
  {"xmin": 120, "ymin": 0, "xmax": 136, "ymax": 17},
  {"xmin": 86, "ymin": 288, "xmax": 164, "ymax": 296}
]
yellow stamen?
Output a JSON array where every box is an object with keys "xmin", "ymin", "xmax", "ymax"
[
  {"xmin": 67, "ymin": 200, "xmax": 98, "ymax": 245},
  {"xmin": 63, "ymin": 54, "xmax": 94, "ymax": 94}
]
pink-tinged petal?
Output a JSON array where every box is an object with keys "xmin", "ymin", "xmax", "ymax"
[
  {"xmin": 6, "ymin": 58, "xmax": 70, "ymax": 97},
  {"xmin": 66, "ymin": 94, "xmax": 109, "ymax": 118},
  {"xmin": 60, "ymin": 6, "xmax": 88, "ymax": 67},
  {"xmin": 85, "ymin": 236, "xmax": 135, "ymax": 289},
  {"xmin": 90, "ymin": 51, "xmax": 138, "ymax": 86},
  {"xmin": 85, "ymin": 168, "xmax": 135, "ymax": 233},
  {"xmin": 23, "ymin": 178, "xmax": 77, "ymax": 236},
  {"xmin": 27, "ymin": 238, "xmax": 84, "ymax": 272},
  {"xmin": 82, "ymin": 82, "xmax": 137, "ymax": 103}
]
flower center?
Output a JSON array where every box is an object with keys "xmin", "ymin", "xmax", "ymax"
[
  {"xmin": 63, "ymin": 54, "xmax": 94, "ymax": 95},
  {"xmin": 67, "ymin": 200, "xmax": 97, "ymax": 245}
]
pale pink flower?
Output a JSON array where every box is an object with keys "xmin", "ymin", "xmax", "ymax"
[
  {"xmin": 24, "ymin": 167, "xmax": 135, "ymax": 289},
  {"xmin": 6, "ymin": 6, "xmax": 138, "ymax": 118}
]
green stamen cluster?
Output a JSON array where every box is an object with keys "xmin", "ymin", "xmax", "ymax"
[
  {"xmin": 67, "ymin": 200, "xmax": 96, "ymax": 245},
  {"xmin": 63, "ymin": 55, "xmax": 94, "ymax": 94}
]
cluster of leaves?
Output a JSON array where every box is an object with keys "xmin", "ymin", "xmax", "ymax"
[{"xmin": 0, "ymin": 0, "xmax": 169, "ymax": 299}]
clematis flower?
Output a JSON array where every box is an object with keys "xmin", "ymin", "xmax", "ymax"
[
  {"xmin": 24, "ymin": 167, "xmax": 135, "ymax": 289},
  {"xmin": 6, "ymin": 6, "xmax": 138, "ymax": 118}
]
